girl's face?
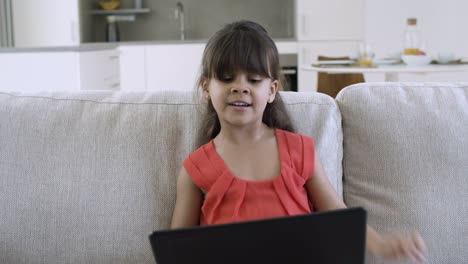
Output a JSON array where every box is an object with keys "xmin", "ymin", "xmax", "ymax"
[{"xmin": 203, "ymin": 71, "xmax": 278, "ymax": 129}]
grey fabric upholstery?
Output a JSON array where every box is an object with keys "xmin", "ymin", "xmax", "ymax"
[
  {"xmin": 0, "ymin": 90, "xmax": 341, "ymax": 263},
  {"xmin": 337, "ymin": 83, "xmax": 468, "ymax": 263},
  {"xmin": 1, "ymin": 82, "xmax": 466, "ymax": 263}
]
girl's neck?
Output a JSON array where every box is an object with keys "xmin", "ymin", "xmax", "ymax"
[{"xmin": 215, "ymin": 123, "xmax": 274, "ymax": 146}]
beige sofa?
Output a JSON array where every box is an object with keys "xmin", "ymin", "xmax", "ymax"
[{"xmin": 0, "ymin": 83, "xmax": 466, "ymax": 263}]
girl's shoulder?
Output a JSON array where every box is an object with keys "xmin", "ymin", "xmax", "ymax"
[
  {"xmin": 189, "ymin": 140, "xmax": 212, "ymax": 155},
  {"xmin": 183, "ymin": 140, "xmax": 219, "ymax": 191},
  {"xmin": 184, "ymin": 141, "xmax": 214, "ymax": 168},
  {"xmin": 275, "ymin": 128, "xmax": 315, "ymax": 180},
  {"xmin": 276, "ymin": 128, "xmax": 315, "ymax": 145}
]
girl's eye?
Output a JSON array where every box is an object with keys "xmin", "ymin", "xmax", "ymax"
[
  {"xmin": 249, "ymin": 77, "xmax": 263, "ymax": 83},
  {"xmin": 220, "ymin": 76, "xmax": 233, "ymax": 82}
]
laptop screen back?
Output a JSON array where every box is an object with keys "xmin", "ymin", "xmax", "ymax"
[{"xmin": 149, "ymin": 207, "xmax": 366, "ymax": 264}]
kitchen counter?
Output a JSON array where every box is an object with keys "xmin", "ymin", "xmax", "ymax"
[
  {"xmin": 119, "ymin": 38, "xmax": 298, "ymax": 54},
  {"xmin": 118, "ymin": 38, "xmax": 297, "ymax": 45},
  {"xmin": 0, "ymin": 43, "xmax": 119, "ymax": 53},
  {"xmin": 0, "ymin": 38, "xmax": 298, "ymax": 54}
]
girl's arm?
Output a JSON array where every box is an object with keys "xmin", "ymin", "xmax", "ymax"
[
  {"xmin": 170, "ymin": 167, "xmax": 203, "ymax": 229},
  {"xmin": 305, "ymin": 153, "xmax": 426, "ymax": 263}
]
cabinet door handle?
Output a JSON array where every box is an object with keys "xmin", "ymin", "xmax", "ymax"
[
  {"xmin": 70, "ymin": 21, "xmax": 78, "ymax": 43},
  {"xmin": 301, "ymin": 15, "xmax": 308, "ymax": 37},
  {"xmin": 109, "ymin": 55, "xmax": 119, "ymax": 60}
]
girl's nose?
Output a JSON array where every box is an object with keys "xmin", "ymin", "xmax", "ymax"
[
  {"xmin": 230, "ymin": 78, "xmax": 250, "ymax": 94},
  {"xmin": 230, "ymin": 86, "xmax": 250, "ymax": 94}
]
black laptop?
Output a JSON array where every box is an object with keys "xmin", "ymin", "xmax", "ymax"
[{"xmin": 149, "ymin": 207, "xmax": 367, "ymax": 264}]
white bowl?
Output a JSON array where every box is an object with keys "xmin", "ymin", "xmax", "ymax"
[
  {"xmin": 436, "ymin": 52, "xmax": 458, "ymax": 64},
  {"xmin": 401, "ymin": 55, "xmax": 432, "ymax": 66}
]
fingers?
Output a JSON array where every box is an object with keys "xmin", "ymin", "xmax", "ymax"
[
  {"xmin": 383, "ymin": 231, "xmax": 427, "ymax": 263},
  {"xmin": 401, "ymin": 233, "xmax": 425, "ymax": 263},
  {"xmin": 413, "ymin": 231, "xmax": 427, "ymax": 255},
  {"xmin": 410, "ymin": 232, "xmax": 427, "ymax": 263}
]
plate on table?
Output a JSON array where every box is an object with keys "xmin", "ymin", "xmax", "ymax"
[
  {"xmin": 432, "ymin": 58, "xmax": 463, "ymax": 65},
  {"xmin": 312, "ymin": 60, "xmax": 355, "ymax": 66}
]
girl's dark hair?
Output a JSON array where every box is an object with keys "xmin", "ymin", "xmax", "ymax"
[{"xmin": 196, "ymin": 20, "xmax": 295, "ymax": 147}]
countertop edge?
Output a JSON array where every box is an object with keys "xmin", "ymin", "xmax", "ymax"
[{"xmin": 0, "ymin": 39, "xmax": 298, "ymax": 53}]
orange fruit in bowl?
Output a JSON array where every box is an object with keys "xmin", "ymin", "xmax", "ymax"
[
  {"xmin": 415, "ymin": 50, "xmax": 426, "ymax": 56},
  {"xmin": 404, "ymin": 48, "xmax": 426, "ymax": 56}
]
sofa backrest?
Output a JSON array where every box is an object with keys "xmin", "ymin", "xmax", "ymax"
[
  {"xmin": 0, "ymin": 90, "xmax": 342, "ymax": 263},
  {"xmin": 337, "ymin": 82, "xmax": 468, "ymax": 263}
]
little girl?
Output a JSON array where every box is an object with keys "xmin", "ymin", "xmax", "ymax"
[{"xmin": 171, "ymin": 20, "xmax": 426, "ymax": 263}]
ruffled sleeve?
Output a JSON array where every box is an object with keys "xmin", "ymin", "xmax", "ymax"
[
  {"xmin": 300, "ymin": 135, "xmax": 315, "ymax": 181},
  {"xmin": 183, "ymin": 142, "xmax": 221, "ymax": 192},
  {"xmin": 279, "ymin": 130, "xmax": 315, "ymax": 182}
]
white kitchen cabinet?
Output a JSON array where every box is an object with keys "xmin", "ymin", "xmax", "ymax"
[
  {"xmin": 80, "ymin": 49, "xmax": 120, "ymax": 90},
  {"xmin": 296, "ymin": 0, "xmax": 365, "ymax": 41},
  {"xmin": 0, "ymin": 48, "xmax": 120, "ymax": 91},
  {"xmin": 12, "ymin": 0, "xmax": 81, "ymax": 47},
  {"xmin": 295, "ymin": 0, "xmax": 365, "ymax": 91},
  {"xmin": 145, "ymin": 43, "xmax": 205, "ymax": 91},
  {"xmin": 119, "ymin": 45, "xmax": 146, "ymax": 91},
  {"xmin": 0, "ymin": 52, "xmax": 81, "ymax": 91},
  {"xmin": 297, "ymin": 41, "xmax": 360, "ymax": 92}
]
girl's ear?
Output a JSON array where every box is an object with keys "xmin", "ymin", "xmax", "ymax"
[
  {"xmin": 201, "ymin": 79, "xmax": 210, "ymax": 99},
  {"xmin": 268, "ymin": 80, "xmax": 279, "ymax": 103}
]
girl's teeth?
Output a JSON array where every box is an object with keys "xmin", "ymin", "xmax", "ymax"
[{"xmin": 232, "ymin": 102, "xmax": 249, "ymax": 106}]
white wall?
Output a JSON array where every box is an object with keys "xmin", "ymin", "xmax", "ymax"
[
  {"xmin": 365, "ymin": 0, "xmax": 468, "ymax": 59},
  {"xmin": 363, "ymin": 0, "xmax": 468, "ymax": 82}
]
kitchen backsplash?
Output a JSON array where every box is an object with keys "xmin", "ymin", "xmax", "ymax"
[{"xmin": 88, "ymin": 0, "xmax": 295, "ymax": 42}]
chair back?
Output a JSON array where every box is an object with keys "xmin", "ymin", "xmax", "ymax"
[{"xmin": 317, "ymin": 56, "xmax": 365, "ymax": 98}]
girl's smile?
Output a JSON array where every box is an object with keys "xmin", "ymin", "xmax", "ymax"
[
  {"xmin": 227, "ymin": 99, "xmax": 253, "ymax": 113},
  {"xmin": 227, "ymin": 101, "xmax": 251, "ymax": 107},
  {"xmin": 204, "ymin": 72, "xmax": 278, "ymax": 127}
]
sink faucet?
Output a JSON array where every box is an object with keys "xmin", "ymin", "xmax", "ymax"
[{"xmin": 175, "ymin": 2, "xmax": 185, "ymax": 40}]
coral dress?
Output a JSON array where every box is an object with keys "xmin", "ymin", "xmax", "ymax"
[{"xmin": 183, "ymin": 128, "xmax": 315, "ymax": 225}]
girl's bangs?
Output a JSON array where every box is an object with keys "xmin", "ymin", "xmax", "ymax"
[{"xmin": 211, "ymin": 33, "xmax": 272, "ymax": 79}]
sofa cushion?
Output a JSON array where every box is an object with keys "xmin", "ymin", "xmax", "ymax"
[
  {"xmin": 281, "ymin": 92, "xmax": 344, "ymax": 198},
  {"xmin": 0, "ymin": 90, "xmax": 341, "ymax": 263},
  {"xmin": 337, "ymin": 82, "xmax": 468, "ymax": 263},
  {"xmin": 0, "ymin": 91, "xmax": 202, "ymax": 263}
]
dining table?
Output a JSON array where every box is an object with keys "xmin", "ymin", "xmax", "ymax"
[{"xmin": 301, "ymin": 61, "xmax": 468, "ymax": 82}]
